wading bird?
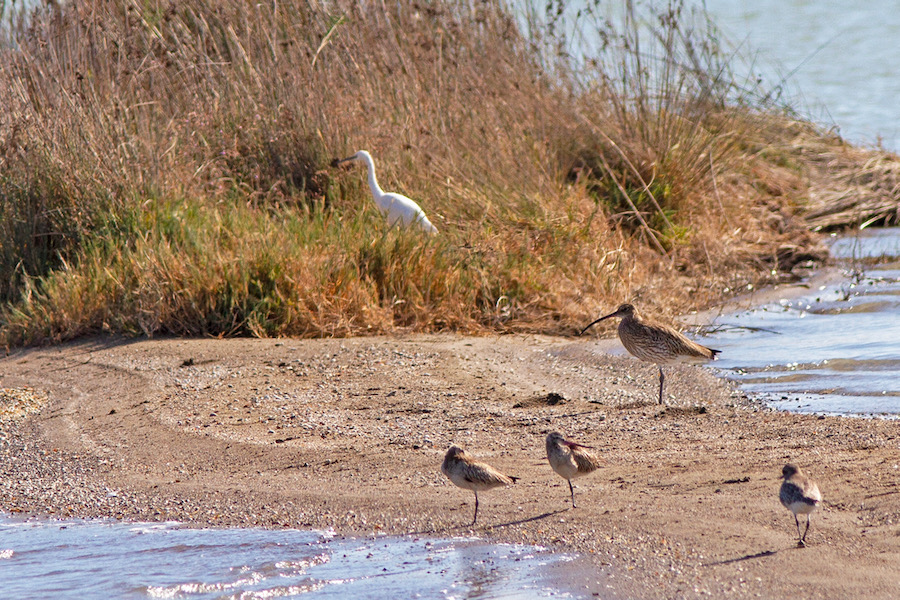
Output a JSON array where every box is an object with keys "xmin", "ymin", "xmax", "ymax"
[
  {"xmin": 779, "ymin": 463, "xmax": 822, "ymax": 547},
  {"xmin": 335, "ymin": 150, "xmax": 438, "ymax": 234},
  {"xmin": 545, "ymin": 431, "xmax": 602, "ymax": 508},
  {"xmin": 580, "ymin": 303, "xmax": 720, "ymax": 405},
  {"xmin": 441, "ymin": 445, "xmax": 518, "ymax": 525}
]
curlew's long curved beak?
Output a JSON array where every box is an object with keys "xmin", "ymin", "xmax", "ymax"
[{"xmin": 578, "ymin": 310, "xmax": 619, "ymax": 336}]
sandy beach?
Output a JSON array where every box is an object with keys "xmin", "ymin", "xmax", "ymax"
[{"xmin": 1, "ymin": 332, "xmax": 899, "ymax": 598}]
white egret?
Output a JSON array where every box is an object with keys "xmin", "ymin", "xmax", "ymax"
[{"xmin": 336, "ymin": 150, "xmax": 438, "ymax": 234}]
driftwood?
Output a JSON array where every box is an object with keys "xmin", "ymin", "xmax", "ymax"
[
  {"xmin": 804, "ymin": 186, "xmax": 900, "ymax": 230},
  {"xmin": 798, "ymin": 141, "xmax": 900, "ymax": 230}
]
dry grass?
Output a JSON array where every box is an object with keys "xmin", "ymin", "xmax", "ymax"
[
  {"xmin": 789, "ymin": 128, "xmax": 900, "ymax": 230},
  {"xmin": 0, "ymin": 0, "xmax": 892, "ymax": 346}
]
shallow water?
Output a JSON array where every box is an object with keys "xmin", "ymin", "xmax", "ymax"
[
  {"xmin": 5, "ymin": 2, "xmax": 898, "ymax": 595},
  {"xmin": 703, "ymin": 228, "xmax": 900, "ymax": 416},
  {"xmin": 705, "ymin": 0, "xmax": 900, "ymax": 150},
  {"xmin": 538, "ymin": 0, "xmax": 900, "ymax": 150},
  {"xmin": 0, "ymin": 515, "xmax": 584, "ymax": 599}
]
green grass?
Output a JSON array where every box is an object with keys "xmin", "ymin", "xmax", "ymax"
[{"xmin": 0, "ymin": 0, "xmax": 893, "ymax": 346}]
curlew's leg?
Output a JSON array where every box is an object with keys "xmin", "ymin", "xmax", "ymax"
[
  {"xmin": 794, "ymin": 514, "xmax": 805, "ymax": 547},
  {"xmin": 568, "ymin": 479, "xmax": 576, "ymax": 508},
  {"xmin": 658, "ymin": 366, "xmax": 665, "ymax": 405},
  {"xmin": 472, "ymin": 491, "xmax": 479, "ymax": 525}
]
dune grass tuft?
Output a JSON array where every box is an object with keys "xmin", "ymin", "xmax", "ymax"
[{"xmin": 0, "ymin": 0, "xmax": 893, "ymax": 346}]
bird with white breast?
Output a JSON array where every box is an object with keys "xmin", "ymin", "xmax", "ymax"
[
  {"xmin": 779, "ymin": 463, "xmax": 822, "ymax": 547},
  {"xmin": 545, "ymin": 431, "xmax": 602, "ymax": 508},
  {"xmin": 441, "ymin": 445, "xmax": 518, "ymax": 525},
  {"xmin": 335, "ymin": 150, "xmax": 438, "ymax": 234}
]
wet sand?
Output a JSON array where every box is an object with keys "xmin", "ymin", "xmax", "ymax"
[{"xmin": 1, "ymin": 333, "xmax": 899, "ymax": 598}]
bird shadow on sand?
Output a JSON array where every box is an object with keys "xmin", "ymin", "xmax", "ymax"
[
  {"xmin": 414, "ymin": 508, "xmax": 570, "ymax": 536},
  {"xmin": 701, "ymin": 549, "xmax": 778, "ymax": 567},
  {"xmin": 486, "ymin": 509, "xmax": 570, "ymax": 530}
]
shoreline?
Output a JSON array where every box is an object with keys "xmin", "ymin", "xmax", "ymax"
[{"xmin": 1, "ymin": 333, "xmax": 899, "ymax": 598}]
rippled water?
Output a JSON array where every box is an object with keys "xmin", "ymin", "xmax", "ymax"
[
  {"xmin": 704, "ymin": 228, "xmax": 900, "ymax": 416},
  {"xmin": 705, "ymin": 0, "xmax": 900, "ymax": 150},
  {"xmin": 5, "ymin": 2, "xmax": 897, "ymax": 595},
  {"xmin": 0, "ymin": 516, "xmax": 583, "ymax": 599}
]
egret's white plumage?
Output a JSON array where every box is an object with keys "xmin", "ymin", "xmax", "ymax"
[{"xmin": 337, "ymin": 150, "xmax": 438, "ymax": 234}]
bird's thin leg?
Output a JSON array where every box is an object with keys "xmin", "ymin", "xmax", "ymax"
[
  {"xmin": 568, "ymin": 479, "xmax": 576, "ymax": 508},
  {"xmin": 802, "ymin": 515, "xmax": 812, "ymax": 544},
  {"xmin": 658, "ymin": 366, "xmax": 665, "ymax": 405},
  {"xmin": 472, "ymin": 492, "xmax": 479, "ymax": 525},
  {"xmin": 794, "ymin": 514, "xmax": 805, "ymax": 546}
]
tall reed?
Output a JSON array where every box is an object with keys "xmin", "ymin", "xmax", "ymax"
[{"xmin": 0, "ymin": 0, "xmax": 872, "ymax": 345}]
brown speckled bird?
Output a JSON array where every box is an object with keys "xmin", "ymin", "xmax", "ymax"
[
  {"xmin": 545, "ymin": 432, "xmax": 602, "ymax": 508},
  {"xmin": 779, "ymin": 463, "xmax": 822, "ymax": 547},
  {"xmin": 580, "ymin": 303, "xmax": 720, "ymax": 405},
  {"xmin": 441, "ymin": 445, "xmax": 519, "ymax": 525}
]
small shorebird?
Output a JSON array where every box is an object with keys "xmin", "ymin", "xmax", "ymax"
[
  {"xmin": 441, "ymin": 445, "xmax": 518, "ymax": 525},
  {"xmin": 580, "ymin": 303, "xmax": 720, "ymax": 405},
  {"xmin": 779, "ymin": 463, "xmax": 822, "ymax": 547},
  {"xmin": 545, "ymin": 432, "xmax": 602, "ymax": 508}
]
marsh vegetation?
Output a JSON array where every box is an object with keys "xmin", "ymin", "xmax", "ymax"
[{"xmin": 0, "ymin": 0, "xmax": 897, "ymax": 345}]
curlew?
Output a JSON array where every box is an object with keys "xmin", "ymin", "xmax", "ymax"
[
  {"xmin": 779, "ymin": 463, "xmax": 822, "ymax": 547},
  {"xmin": 335, "ymin": 150, "xmax": 439, "ymax": 234},
  {"xmin": 580, "ymin": 303, "xmax": 720, "ymax": 405},
  {"xmin": 545, "ymin": 431, "xmax": 602, "ymax": 508},
  {"xmin": 441, "ymin": 445, "xmax": 518, "ymax": 525}
]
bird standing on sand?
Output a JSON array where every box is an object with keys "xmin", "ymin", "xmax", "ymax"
[
  {"xmin": 441, "ymin": 445, "xmax": 518, "ymax": 525},
  {"xmin": 335, "ymin": 150, "xmax": 439, "ymax": 234},
  {"xmin": 779, "ymin": 463, "xmax": 822, "ymax": 547},
  {"xmin": 545, "ymin": 431, "xmax": 602, "ymax": 508},
  {"xmin": 580, "ymin": 303, "xmax": 720, "ymax": 405}
]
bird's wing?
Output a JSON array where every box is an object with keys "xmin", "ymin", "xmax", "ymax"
[
  {"xmin": 572, "ymin": 448, "xmax": 601, "ymax": 473},
  {"xmin": 781, "ymin": 480, "xmax": 819, "ymax": 506},
  {"xmin": 382, "ymin": 192, "xmax": 426, "ymax": 215},
  {"xmin": 463, "ymin": 461, "xmax": 514, "ymax": 487},
  {"xmin": 379, "ymin": 193, "xmax": 438, "ymax": 233},
  {"xmin": 646, "ymin": 321, "xmax": 717, "ymax": 360}
]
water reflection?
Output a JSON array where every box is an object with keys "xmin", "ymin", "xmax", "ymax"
[
  {"xmin": 705, "ymin": 228, "xmax": 900, "ymax": 416},
  {"xmin": 705, "ymin": 0, "xmax": 900, "ymax": 150},
  {"xmin": 0, "ymin": 516, "xmax": 581, "ymax": 599}
]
